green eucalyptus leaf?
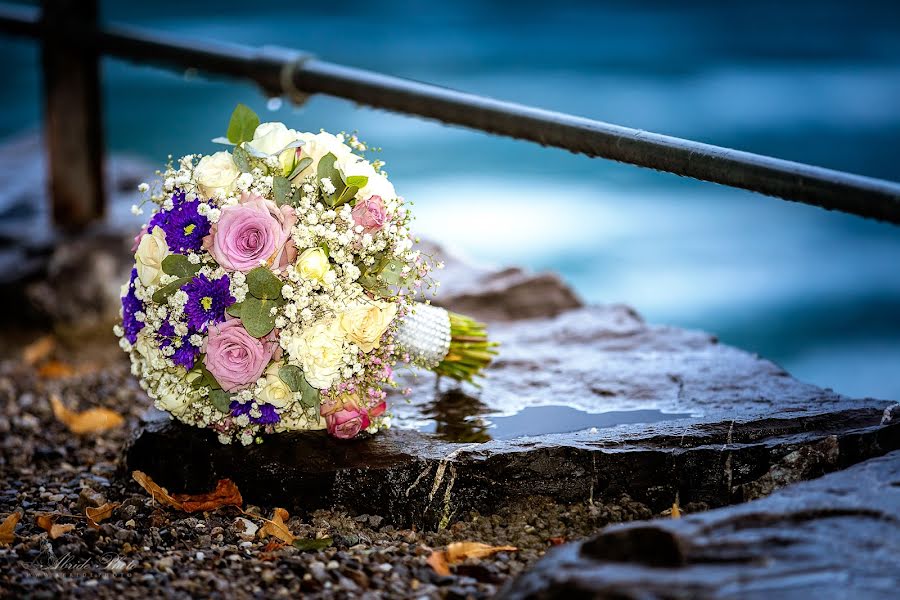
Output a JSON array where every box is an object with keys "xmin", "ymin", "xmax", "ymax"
[
  {"xmin": 287, "ymin": 156, "xmax": 313, "ymax": 180},
  {"xmin": 246, "ymin": 267, "xmax": 283, "ymax": 300},
  {"xmin": 239, "ymin": 296, "xmax": 277, "ymax": 338},
  {"xmin": 379, "ymin": 258, "xmax": 411, "ymax": 286},
  {"xmin": 151, "ymin": 276, "xmax": 191, "ymax": 304},
  {"xmin": 292, "ymin": 537, "xmax": 332, "ymax": 552},
  {"xmin": 232, "ymin": 145, "xmax": 252, "ymax": 173},
  {"xmin": 209, "ymin": 389, "xmax": 233, "ymax": 413},
  {"xmin": 190, "ymin": 364, "xmax": 222, "ymax": 390},
  {"xmin": 291, "ymin": 187, "xmax": 301, "ymax": 206},
  {"xmin": 273, "ymin": 176, "xmax": 292, "ymax": 207},
  {"xmin": 277, "ymin": 364, "xmax": 305, "ymax": 392},
  {"xmin": 316, "ymin": 152, "xmax": 337, "ymax": 184},
  {"xmin": 226, "ymin": 302, "xmax": 243, "ymax": 318},
  {"xmin": 299, "ymin": 376, "xmax": 320, "ymax": 409},
  {"xmin": 161, "ymin": 254, "xmax": 201, "ymax": 278},
  {"xmin": 333, "ymin": 185, "xmax": 359, "ymax": 208},
  {"xmin": 345, "ymin": 175, "xmax": 368, "ymax": 188},
  {"xmin": 226, "ymin": 103, "xmax": 260, "ymax": 144}
]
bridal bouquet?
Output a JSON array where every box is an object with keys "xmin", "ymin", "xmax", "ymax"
[{"xmin": 116, "ymin": 105, "xmax": 496, "ymax": 444}]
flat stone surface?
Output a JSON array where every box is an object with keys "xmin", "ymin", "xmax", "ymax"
[
  {"xmin": 125, "ymin": 305, "xmax": 900, "ymax": 529},
  {"xmin": 498, "ymin": 449, "xmax": 900, "ymax": 600}
]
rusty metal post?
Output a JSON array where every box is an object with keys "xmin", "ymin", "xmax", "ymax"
[{"xmin": 40, "ymin": 0, "xmax": 105, "ymax": 230}]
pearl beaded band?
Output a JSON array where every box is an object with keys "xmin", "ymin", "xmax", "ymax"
[{"xmin": 395, "ymin": 304, "xmax": 452, "ymax": 369}]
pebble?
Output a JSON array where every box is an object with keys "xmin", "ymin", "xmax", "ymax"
[{"xmin": 232, "ymin": 517, "xmax": 258, "ymax": 540}]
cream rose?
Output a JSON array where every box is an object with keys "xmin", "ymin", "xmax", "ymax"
[
  {"xmin": 247, "ymin": 122, "xmax": 300, "ymax": 173},
  {"xmin": 135, "ymin": 226, "xmax": 169, "ymax": 287},
  {"xmin": 337, "ymin": 154, "xmax": 396, "ymax": 201},
  {"xmin": 285, "ymin": 319, "xmax": 346, "ymax": 389},
  {"xmin": 258, "ymin": 362, "xmax": 293, "ymax": 408},
  {"xmin": 296, "ymin": 247, "xmax": 330, "ymax": 282},
  {"xmin": 289, "ymin": 131, "xmax": 356, "ymax": 182},
  {"xmin": 194, "ymin": 151, "xmax": 240, "ymax": 198},
  {"xmin": 339, "ymin": 301, "xmax": 398, "ymax": 353},
  {"xmin": 154, "ymin": 372, "xmax": 191, "ymax": 416}
]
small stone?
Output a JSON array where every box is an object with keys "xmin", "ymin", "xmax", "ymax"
[
  {"xmin": 195, "ymin": 551, "xmax": 205, "ymax": 560},
  {"xmin": 75, "ymin": 487, "xmax": 106, "ymax": 511},
  {"xmin": 232, "ymin": 517, "xmax": 258, "ymax": 540},
  {"xmin": 125, "ymin": 519, "xmax": 136, "ymax": 528}
]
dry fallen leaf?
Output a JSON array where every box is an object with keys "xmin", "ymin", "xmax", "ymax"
[
  {"xmin": 671, "ymin": 502, "xmax": 682, "ymax": 519},
  {"xmin": 548, "ymin": 536, "xmax": 566, "ymax": 546},
  {"xmin": 132, "ymin": 471, "xmax": 242, "ymax": 513},
  {"xmin": 427, "ymin": 541, "xmax": 519, "ymax": 576},
  {"xmin": 258, "ymin": 508, "xmax": 296, "ymax": 543},
  {"xmin": 0, "ymin": 511, "xmax": 22, "ymax": 546},
  {"xmin": 86, "ymin": 503, "xmax": 119, "ymax": 528},
  {"xmin": 426, "ymin": 549, "xmax": 451, "ymax": 576},
  {"xmin": 36, "ymin": 514, "xmax": 76, "ymax": 539},
  {"xmin": 446, "ymin": 542, "xmax": 518, "ymax": 563},
  {"xmin": 23, "ymin": 335, "xmax": 55, "ymax": 365},
  {"xmin": 38, "ymin": 360, "xmax": 77, "ymax": 379},
  {"xmin": 50, "ymin": 394, "xmax": 124, "ymax": 434}
]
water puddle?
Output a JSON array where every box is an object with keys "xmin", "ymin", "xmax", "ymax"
[{"xmin": 394, "ymin": 389, "xmax": 693, "ymax": 443}]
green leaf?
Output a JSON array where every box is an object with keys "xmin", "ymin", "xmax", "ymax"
[
  {"xmin": 316, "ymin": 153, "xmax": 347, "ymax": 207},
  {"xmin": 300, "ymin": 377, "xmax": 320, "ymax": 409},
  {"xmin": 379, "ymin": 258, "xmax": 411, "ymax": 286},
  {"xmin": 273, "ymin": 176, "xmax": 292, "ymax": 207},
  {"xmin": 239, "ymin": 296, "xmax": 277, "ymax": 338},
  {"xmin": 333, "ymin": 185, "xmax": 359, "ymax": 208},
  {"xmin": 190, "ymin": 365, "xmax": 222, "ymax": 390},
  {"xmin": 246, "ymin": 267, "xmax": 283, "ymax": 300},
  {"xmin": 277, "ymin": 365, "xmax": 305, "ymax": 392},
  {"xmin": 345, "ymin": 175, "xmax": 368, "ymax": 188},
  {"xmin": 209, "ymin": 389, "xmax": 232, "ymax": 413},
  {"xmin": 287, "ymin": 156, "xmax": 313, "ymax": 180},
  {"xmin": 226, "ymin": 103, "xmax": 259, "ymax": 144},
  {"xmin": 316, "ymin": 152, "xmax": 337, "ymax": 184},
  {"xmin": 291, "ymin": 187, "xmax": 301, "ymax": 206},
  {"xmin": 151, "ymin": 276, "xmax": 191, "ymax": 304},
  {"xmin": 226, "ymin": 302, "xmax": 243, "ymax": 318},
  {"xmin": 292, "ymin": 538, "xmax": 332, "ymax": 552},
  {"xmin": 161, "ymin": 254, "xmax": 201, "ymax": 278},
  {"xmin": 232, "ymin": 145, "xmax": 252, "ymax": 173}
]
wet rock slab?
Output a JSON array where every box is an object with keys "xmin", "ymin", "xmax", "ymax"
[
  {"xmin": 499, "ymin": 449, "xmax": 900, "ymax": 599},
  {"xmin": 125, "ymin": 305, "xmax": 900, "ymax": 530}
]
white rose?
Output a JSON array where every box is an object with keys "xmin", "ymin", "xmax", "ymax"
[
  {"xmin": 339, "ymin": 301, "xmax": 398, "ymax": 353},
  {"xmin": 286, "ymin": 319, "xmax": 346, "ymax": 389},
  {"xmin": 154, "ymin": 372, "xmax": 191, "ymax": 416},
  {"xmin": 194, "ymin": 151, "xmax": 240, "ymax": 198},
  {"xmin": 135, "ymin": 226, "xmax": 170, "ymax": 287},
  {"xmin": 296, "ymin": 247, "xmax": 330, "ymax": 282},
  {"xmin": 290, "ymin": 131, "xmax": 355, "ymax": 182},
  {"xmin": 247, "ymin": 122, "xmax": 300, "ymax": 173},
  {"xmin": 258, "ymin": 362, "xmax": 293, "ymax": 408},
  {"xmin": 336, "ymin": 154, "xmax": 396, "ymax": 201}
]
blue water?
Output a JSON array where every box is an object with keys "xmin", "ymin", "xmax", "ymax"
[{"xmin": 2, "ymin": 0, "xmax": 899, "ymax": 399}]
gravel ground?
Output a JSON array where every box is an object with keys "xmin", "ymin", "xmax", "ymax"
[{"xmin": 0, "ymin": 327, "xmax": 661, "ymax": 599}]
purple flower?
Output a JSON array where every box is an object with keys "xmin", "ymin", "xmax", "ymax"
[
  {"xmin": 182, "ymin": 274, "xmax": 234, "ymax": 332},
  {"xmin": 121, "ymin": 268, "xmax": 145, "ymax": 344},
  {"xmin": 230, "ymin": 401, "xmax": 281, "ymax": 424},
  {"xmin": 149, "ymin": 190, "xmax": 210, "ymax": 254},
  {"xmin": 156, "ymin": 319, "xmax": 201, "ymax": 370}
]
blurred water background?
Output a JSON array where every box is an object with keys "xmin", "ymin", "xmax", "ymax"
[{"xmin": 2, "ymin": 0, "xmax": 899, "ymax": 399}]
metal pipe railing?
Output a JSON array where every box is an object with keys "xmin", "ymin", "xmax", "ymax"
[{"xmin": 2, "ymin": 3, "xmax": 900, "ymax": 225}]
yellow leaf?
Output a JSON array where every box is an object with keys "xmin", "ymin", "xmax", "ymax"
[
  {"xmin": 0, "ymin": 511, "xmax": 21, "ymax": 546},
  {"xmin": 426, "ymin": 549, "xmax": 450, "ymax": 576},
  {"xmin": 38, "ymin": 361, "xmax": 77, "ymax": 379},
  {"xmin": 671, "ymin": 502, "xmax": 682, "ymax": 519},
  {"xmin": 258, "ymin": 508, "xmax": 295, "ymax": 543},
  {"xmin": 36, "ymin": 514, "xmax": 76, "ymax": 539},
  {"xmin": 445, "ymin": 541, "xmax": 518, "ymax": 564},
  {"xmin": 23, "ymin": 335, "xmax": 55, "ymax": 365},
  {"xmin": 86, "ymin": 503, "xmax": 119, "ymax": 528},
  {"xmin": 50, "ymin": 394, "xmax": 124, "ymax": 434},
  {"xmin": 131, "ymin": 471, "xmax": 242, "ymax": 513}
]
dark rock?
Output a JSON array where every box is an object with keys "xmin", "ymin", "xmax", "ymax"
[
  {"xmin": 417, "ymin": 239, "xmax": 583, "ymax": 321},
  {"xmin": 125, "ymin": 306, "xmax": 900, "ymax": 530},
  {"xmin": 499, "ymin": 450, "xmax": 900, "ymax": 600}
]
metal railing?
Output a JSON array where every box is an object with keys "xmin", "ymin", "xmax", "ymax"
[{"xmin": 2, "ymin": 0, "xmax": 900, "ymax": 230}]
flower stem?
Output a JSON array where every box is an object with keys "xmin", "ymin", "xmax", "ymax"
[{"xmin": 434, "ymin": 312, "xmax": 499, "ymax": 384}]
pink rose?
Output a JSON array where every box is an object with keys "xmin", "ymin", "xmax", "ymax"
[
  {"xmin": 203, "ymin": 193, "xmax": 296, "ymax": 272},
  {"xmin": 131, "ymin": 225, "xmax": 148, "ymax": 252},
  {"xmin": 368, "ymin": 400, "xmax": 387, "ymax": 419},
  {"xmin": 351, "ymin": 195, "xmax": 387, "ymax": 234},
  {"xmin": 326, "ymin": 405, "xmax": 370, "ymax": 439},
  {"xmin": 204, "ymin": 319, "xmax": 276, "ymax": 392}
]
